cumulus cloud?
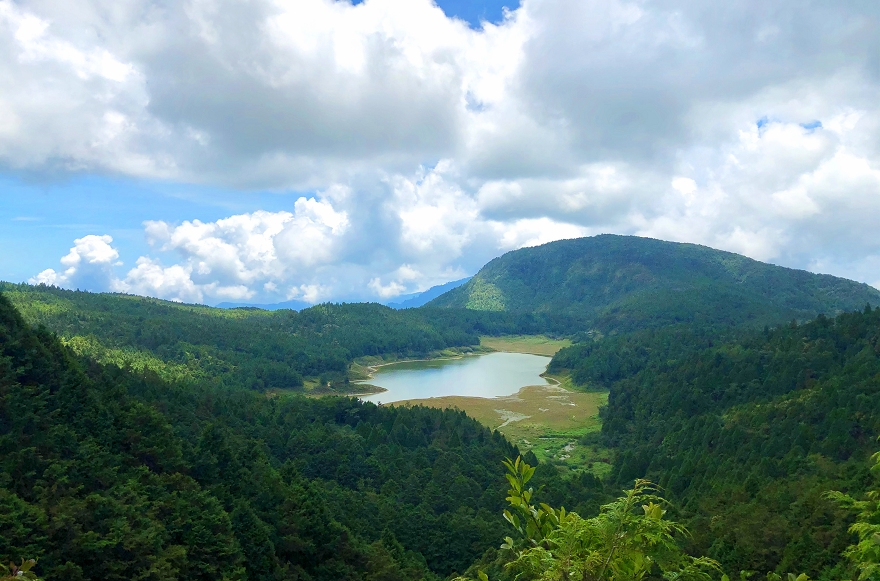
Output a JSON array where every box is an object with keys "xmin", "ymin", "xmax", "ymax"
[
  {"xmin": 31, "ymin": 235, "xmax": 122, "ymax": 292},
  {"xmin": 12, "ymin": 0, "xmax": 880, "ymax": 297},
  {"xmin": 120, "ymin": 258, "xmax": 205, "ymax": 304},
  {"xmin": 635, "ymin": 109, "xmax": 880, "ymax": 270},
  {"xmin": 129, "ymin": 197, "xmax": 351, "ymax": 303},
  {"xmin": 142, "ymin": 197, "xmax": 349, "ymax": 287}
]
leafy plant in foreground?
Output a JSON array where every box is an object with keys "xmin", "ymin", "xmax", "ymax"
[
  {"xmin": 477, "ymin": 457, "xmax": 720, "ymax": 581},
  {"xmin": 0, "ymin": 559, "xmax": 41, "ymax": 580},
  {"xmin": 827, "ymin": 443, "xmax": 880, "ymax": 581}
]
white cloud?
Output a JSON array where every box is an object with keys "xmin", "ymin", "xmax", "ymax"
[
  {"xmin": 635, "ymin": 110, "xmax": 880, "ymax": 269},
  {"xmin": 493, "ymin": 218, "xmax": 591, "ymax": 251},
  {"xmin": 119, "ymin": 257, "xmax": 204, "ymax": 304},
  {"xmin": 367, "ymin": 264, "xmax": 425, "ymax": 299},
  {"xmin": 60, "ymin": 234, "xmax": 120, "ymax": 267},
  {"xmin": 12, "ymin": 0, "xmax": 880, "ymax": 298},
  {"xmin": 127, "ymin": 197, "xmax": 350, "ymax": 303},
  {"xmin": 140, "ymin": 197, "xmax": 349, "ymax": 290},
  {"xmin": 30, "ymin": 234, "xmax": 121, "ymax": 291},
  {"xmin": 31, "ymin": 197, "xmax": 354, "ymax": 304},
  {"xmin": 287, "ymin": 283, "xmax": 330, "ymax": 304},
  {"xmin": 392, "ymin": 161, "xmax": 481, "ymax": 262},
  {"xmin": 369, "ymin": 277, "xmax": 407, "ymax": 299}
]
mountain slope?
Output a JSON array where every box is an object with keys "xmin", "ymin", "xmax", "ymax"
[
  {"xmin": 427, "ymin": 235, "xmax": 880, "ymax": 332},
  {"xmin": 587, "ymin": 306, "xmax": 880, "ymax": 576},
  {"xmin": 0, "ymin": 283, "xmax": 530, "ymax": 392},
  {"xmin": 387, "ymin": 277, "xmax": 472, "ymax": 309},
  {"xmin": 0, "ymin": 291, "xmax": 603, "ymax": 580}
]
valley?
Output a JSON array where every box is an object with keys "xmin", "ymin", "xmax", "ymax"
[
  {"xmin": 2, "ymin": 235, "xmax": 880, "ymax": 581},
  {"xmin": 3, "ymin": 1, "xmax": 878, "ymax": 578}
]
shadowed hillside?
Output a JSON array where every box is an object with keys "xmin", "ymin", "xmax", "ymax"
[{"xmin": 0, "ymin": 283, "xmax": 533, "ymax": 392}]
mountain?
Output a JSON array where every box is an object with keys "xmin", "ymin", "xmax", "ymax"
[
  {"xmin": 427, "ymin": 235, "xmax": 880, "ymax": 332},
  {"xmin": 216, "ymin": 298, "xmax": 311, "ymax": 311},
  {"xmin": 387, "ymin": 277, "xmax": 472, "ymax": 309}
]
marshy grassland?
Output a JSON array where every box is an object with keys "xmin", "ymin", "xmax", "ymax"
[
  {"xmin": 395, "ymin": 335, "xmax": 612, "ymax": 476},
  {"xmin": 395, "ymin": 384, "xmax": 610, "ymax": 475},
  {"xmin": 479, "ymin": 334, "xmax": 571, "ymax": 355}
]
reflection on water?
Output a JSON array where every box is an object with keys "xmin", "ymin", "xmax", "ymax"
[{"xmin": 359, "ymin": 352, "xmax": 550, "ymax": 404}]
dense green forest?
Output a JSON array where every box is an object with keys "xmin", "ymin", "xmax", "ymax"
[
  {"xmin": 550, "ymin": 306, "xmax": 880, "ymax": 578},
  {"xmin": 0, "ymin": 291, "xmax": 608, "ymax": 580},
  {"xmin": 455, "ymin": 451, "xmax": 879, "ymax": 581},
  {"xmin": 429, "ymin": 235, "xmax": 880, "ymax": 333},
  {"xmin": 0, "ymin": 283, "xmax": 541, "ymax": 392}
]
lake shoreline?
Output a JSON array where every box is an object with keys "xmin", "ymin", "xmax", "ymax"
[
  {"xmin": 343, "ymin": 335, "xmax": 571, "ymax": 403},
  {"xmin": 345, "ymin": 351, "xmax": 488, "ymax": 398},
  {"xmin": 358, "ymin": 351, "xmax": 553, "ymax": 404}
]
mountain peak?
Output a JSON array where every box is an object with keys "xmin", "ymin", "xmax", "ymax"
[{"xmin": 427, "ymin": 235, "xmax": 880, "ymax": 332}]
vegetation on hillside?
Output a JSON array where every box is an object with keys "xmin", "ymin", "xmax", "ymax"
[
  {"xmin": 4, "ymin": 236, "xmax": 880, "ymax": 581},
  {"xmin": 457, "ymin": 454, "xmax": 880, "ymax": 581},
  {"xmin": 3, "ymin": 285, "xmax": 880, "ymax": 580},
  {"xmin": 429, "ymin": 235, "xmax": 880, "ymax": 333},
  {"xmin": 548, "ymin": 324, "xmax": 731, "ymax": 387},
  {"xmin": 551, "ymin": 305, "xmax": 880, "ymax": 577},
  {"xmin": 0, "ymin": 283, "xmax": 539, "ymax": 392},
  {"xmin": 0, "ymin": 291, "xmax": 603, "ymax": 580}
]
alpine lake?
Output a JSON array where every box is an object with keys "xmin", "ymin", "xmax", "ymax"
[
  {"xmin": 359, "ymin": 351, "xmax": 551, "ymax": 404},
  {"xmin": 356, "ymin": 336, "xmax": 613, "ymax": 476}
]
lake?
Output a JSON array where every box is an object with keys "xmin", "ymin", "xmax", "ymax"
[{"xmin": 359, "ymin": 352, "xmax": 551, "ymax": 404}]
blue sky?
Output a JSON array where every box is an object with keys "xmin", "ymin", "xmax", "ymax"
[
  {"xmin": 355, "ymin": 0, "xmax": 518, "ymax": 28},
  {"xmin": 1, "ymin": 176, "xmax": 304, "ymax": 286},
  {"xmin": 432, "ymin": 0, "xmax": 518, "ymax": 27},
  {"xmin": 1, "ymin": 0, "xmax": 879, "ymax": 304}
]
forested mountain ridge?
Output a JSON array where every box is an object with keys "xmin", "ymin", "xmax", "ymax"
[
  {"xmin": 551, "ymin": 306, "xmax": 880, "ymax": 577},
  {"xmin": 427, "ymin": 235, "xmax": 880, "ymax": 333},
  {"xmin": 0, "ymin": 282, "xmax": 538, "ymax": 392},
  {"xmin": 0, "ymin": 291, "xmax": 602, "ymax": 580}
]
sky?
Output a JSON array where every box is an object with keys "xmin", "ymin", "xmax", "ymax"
[{"xmin": 0, "ymin": 0, "xmax": 879, "ymax": 306}]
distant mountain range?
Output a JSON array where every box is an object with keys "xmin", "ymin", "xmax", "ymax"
[
  {"xmin": 386, "ymin": 277, "xmax": 471, "ymax": 309},
  {"xmin": 427, "ymin": 234, "xmax": 880, "ymax": 332},
  {"xmin": 216, "ymin": 277, "xmax": 472, "ymax": 311}
]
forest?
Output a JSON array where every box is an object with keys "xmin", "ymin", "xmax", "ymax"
[
  {"xmin": 0, "ymin": 282, "xmax": 540, "ymax": 392},
  {"xmin": 3, "ymin": 286, "xmax": 880, "ymax": 580},
  {"xmin": 550, "ymin": 306, "xmax": 880, "ymax": 578},
  {"xmin": 0, "ymin": 291, "xmax": 603, "ymax": 580}
]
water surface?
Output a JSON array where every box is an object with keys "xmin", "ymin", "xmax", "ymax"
[{"xmin": 359, "ymin": 352, "xmax": 550, "ymax": 404}]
